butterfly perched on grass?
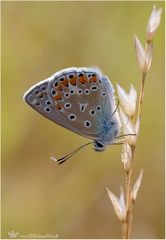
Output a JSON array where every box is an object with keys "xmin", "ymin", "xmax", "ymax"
[{"xmin": 23, "ymin": 67, "xmax": 120, "ymax": 164}]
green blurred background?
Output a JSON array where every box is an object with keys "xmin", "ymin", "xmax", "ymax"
[{"xmin": 2, "ymin": 1, "xmax": 164, "ymax": 239}]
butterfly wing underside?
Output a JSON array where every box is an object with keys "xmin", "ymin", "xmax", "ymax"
[{"xmin": 24, "ymin": 67, "xmax": 117, "ymax": 140}]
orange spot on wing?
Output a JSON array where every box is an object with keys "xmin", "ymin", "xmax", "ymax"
[
  {"xmin": 55, "ymin": 83, "xmax": 63, "ymax": 91},
  {"xmin": 79, "ymin": 76, "xmax": 87, "ymax": 84},
  {"xmin": 69, "ymin": 76, "xmax": 77, "ymax": 85},
  {"xmin": 90, "ymin": 76, "xmax": 97, "ymax": 83},
  {"xmin": 53, "ymin": 92, "xmax": 62, "ymax": 101},
  {"xmin": 56, "ymin": 103, "xmax": 63, "ymax": 111},
  {"xmin": 62, "ymin": 79, "xmax": 69, "ymax": 87}
]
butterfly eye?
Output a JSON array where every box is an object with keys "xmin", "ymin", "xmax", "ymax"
[
  {"xmin": 68, "ymin": 114, "xmax": 76, "ymax": 121},
  {"xmin": 96, "ymin": 142, "xmax": 103, "ymax": 148},
  {"xmin": 96, "ymin": 105, "xmax": 101, "ymax": 111},
  {"xmin": 94, "ymin": 141, "xmax": 104, "ymax": 151},
  {"xmin": 51, "ymin": 89, "xmax": 56, "ymax": 97},
  {"xmin": 84, "ymin": 120, "xmax": 91, "ymax": 128},
  {"xmin": 44, "ymin": 107, "xmax": 51, "ymax": 113}
]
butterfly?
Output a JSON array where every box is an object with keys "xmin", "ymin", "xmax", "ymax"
[{"xmin": 23, "ymin": 67, "xmax": 120, "ymax": 164}]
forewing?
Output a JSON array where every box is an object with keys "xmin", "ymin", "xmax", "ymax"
[{"xmin": 47, "ymin": 67, "xmax": 117, "ymax": 139}]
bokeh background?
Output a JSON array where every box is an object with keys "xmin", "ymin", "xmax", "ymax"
[{"xmin": 2, "ymin": 1, "xmax": 164, "ymax": 239}]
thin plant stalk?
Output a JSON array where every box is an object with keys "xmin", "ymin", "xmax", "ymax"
[
  {"xmin": 106, "ymin": 6, "xmax": 162, "ymax": 239},
  {"xmin": 137, "ymin": 73, "xmax": 146, "ymax": 119},
  {"xmin": 123, "ymin": 146, "xmax": 135, "ymax": 239},
  {"xmin": 137, "ymin": 40, "xmax": 151, "ymax": 119},
  {"xmin": 122, "ymin": 25, "xmax": 155, "ymax": 240},
  {"xmin": 123, "ymin": 66, "xmax": 148, "ymax": 238},
  {"xmin": 123, "ymin": 70, "xmax": 147, "ymax": 238}
]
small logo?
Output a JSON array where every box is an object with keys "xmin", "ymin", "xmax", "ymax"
[{"xmin": 8, "ymin": 230, "xmax": 19, "ymax": 238}]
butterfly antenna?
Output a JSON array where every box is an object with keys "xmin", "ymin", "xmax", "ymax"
[
  {"xmin": 111, "ymin": 142, "xmax": 124, "ymax": 145},
  {"xmin": 115, "ymin": 133, "xmax": 137, "ymax": 139},
  {"xmin": 51, "ymin": 142, "xmax": 94, "ymax": 165}
]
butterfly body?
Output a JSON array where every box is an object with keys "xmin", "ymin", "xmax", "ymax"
[{"xmin": 24, "ymin": 67, "xmax": 120, "ymax": 151}]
